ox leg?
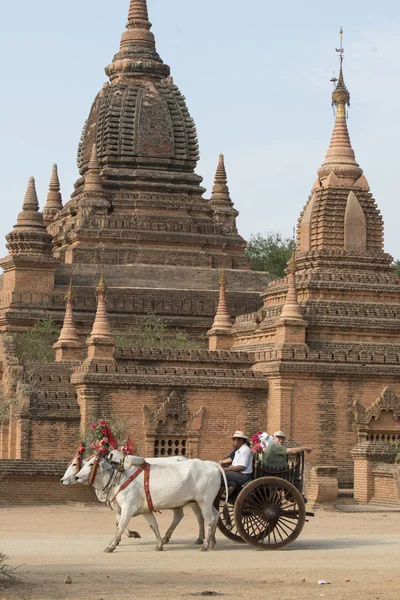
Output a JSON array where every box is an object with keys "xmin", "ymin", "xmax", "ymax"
[
  {"xmin": 115, "ymin": 513, "xmax": 141, "ymax": 539},
  {"xmin": 161, "ymin": 508, "xmax": 184, "ymax": 545},
  {"xmin": 143, "ymin": 513, "xmax": 164, "ymax": 551},
  {"xmin": 190, "ymin": 503, "xmax": 205, "ymax": 545},
  {"xmin": 104, "ymin": 508, "xmax": 132, "ymax": 553},
  {"xmin": 197, "ymin": 503, "xmax": 219, "ymax": 552}
]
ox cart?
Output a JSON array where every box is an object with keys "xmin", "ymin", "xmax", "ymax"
[{"xmin": 214, "ymin": 451, "xmax": 314, "ymax": 550}]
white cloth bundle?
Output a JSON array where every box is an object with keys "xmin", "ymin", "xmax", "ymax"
[{"xmin": 259, "ymin": 432, "xmax": 273, "ymax": 448}]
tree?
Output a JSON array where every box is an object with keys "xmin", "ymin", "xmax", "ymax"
[
  {"xmin": 394, "ymin": 260, "xmax": 400, "ymax": 277},
  {"xmin": 245, "ymin": 232, "xmax": 295, "ymax": 278}
]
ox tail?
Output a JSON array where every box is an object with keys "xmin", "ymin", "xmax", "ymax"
[{"xmin": 213, "ymin": 462, "xmax": 229, "ymax": 505}]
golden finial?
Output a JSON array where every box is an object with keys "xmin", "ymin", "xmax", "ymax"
[
  {"xmin": 219, "ymin": 267, "xmax": 227, "ymax": 287},
  {"xmin": 286, "ymin": 251, "xmax": 297, "ymax": 274},
  {"xmin": 332, "ymin": 27, "xmax": 350, "ymax": 117},
  {"xmin": 96, "ymin": 270, "xmax": 107, "ymax": 295},
  {"xmin": 65, "ymin": 275, "xmax": 77, "ymax": 303}
]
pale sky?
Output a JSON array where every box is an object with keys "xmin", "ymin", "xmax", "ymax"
[{"xmin": 1, "ymin": 0, "xmax": 400, "ymax": 260}]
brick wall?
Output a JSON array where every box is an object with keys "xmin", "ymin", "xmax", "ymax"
[
  {"xmin": 266, "ymin": 375, "xmax": 400, "ymax": 486},
  {"xmin": 0, "ymin": 461, "xmax": 96, "ymax": 505}
]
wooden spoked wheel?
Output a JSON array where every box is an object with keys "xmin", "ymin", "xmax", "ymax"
[
  {"xmin": 214, "ymin": 490, "xmax": 245, "ymax": 543},
  {"xmin": 234, "ymin": 477, "xmax": 306, "ymax": 550}
]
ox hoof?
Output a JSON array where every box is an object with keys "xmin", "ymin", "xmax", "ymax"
[
  {"xmin": 200, "ymin": 546, "xmax": 209, "ymax": 552},
  {"xmin": 103, "ymin": 547, "xmax": 115, "ymax": 553},
  {"xmin": 156, "ymin": 545, "xmax": 164, "ymax": 552},
  {"xmin": 127, "ymin": 530, "xmax": 141, "ymax": 539},
  {"xmin": 194, "ymin": 538, "xmax": 204, "ymax": 546}
]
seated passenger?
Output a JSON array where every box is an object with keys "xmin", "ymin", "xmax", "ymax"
[
  {"xmin": 262, "ymin": 431, "xmax": 312, "ymax": 469},
  {"xmin": 219, "ymin": 430, "xmax": 253, "ymax": 487}
]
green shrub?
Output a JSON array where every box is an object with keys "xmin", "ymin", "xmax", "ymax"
[
  {"xmin": 0, "ymin": 552, "xmax": 18, "ymax": 584},
  {"xmin": 14, "ymin": 319, "xmax": 60, "ymax": 364},
  {"xmin": 114, "ymin": 314, "xmax": 201, "ymax": 350}
]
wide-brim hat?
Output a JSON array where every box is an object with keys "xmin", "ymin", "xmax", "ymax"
[
  {"xmin": 231, "ymin": 430, "xmax": 249, "ymax": 440},
  {"xmin": 273, "ymin": 430, "xmax": 286, "ymax": 439}
]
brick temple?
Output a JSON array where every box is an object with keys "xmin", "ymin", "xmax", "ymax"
[{"xmin": 1, "ymin": 2, "xmax": 400, "ymax": 504}]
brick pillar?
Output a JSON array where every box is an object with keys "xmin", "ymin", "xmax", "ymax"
[
  {"xmin": 145, "ymin": 434, "xmax": 156, "ymax": 457},
  {"xmin": 267, "ymin": 378, "xmax": 294, "ymax": 438},
  {"xmin": 15, "ymin": 416, "xmax": 30, "ymax": 460},
  {"xmin": 351, "ymin": 442, "xmax": 397, "ymax": 504},
  {"xmin": 7, "ymin": 408, "xmax": 17, "ymax": 459},
  {"xmin": 187, "ymin": 433, "xmax": 200, "ymax": 459},
  {"xmin": 76, "ymin": 387, "xmax": 101, "ymax": 434},
  {"xmin": 0, "ymin": 423, "xmax": 8, "ymax": 459}
]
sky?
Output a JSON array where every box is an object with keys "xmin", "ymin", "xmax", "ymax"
[{"xmin": 1, "ymin": 0, "xmax": 400, "ymax": 260}]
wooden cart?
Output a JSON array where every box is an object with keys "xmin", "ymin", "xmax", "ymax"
[{"xmin": 215, "ymin": 452, "xmax": 314, "ymax": 550}]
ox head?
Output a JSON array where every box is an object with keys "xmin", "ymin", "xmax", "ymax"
[
  {"xmin": 75, "ymin": 453, "xmax": 113, "ymax": 488},
  {"xmin": 61, "ymin": 456, "xmax": 86, "ymax": 486},
  {"xmin": 61, "ymin": 443, "xmax": 87, "ymax": 485}
]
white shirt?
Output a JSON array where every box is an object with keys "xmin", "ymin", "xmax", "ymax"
[{"xmin": 232, "ymin": 444, "xmax": 253, "ymax": 475}]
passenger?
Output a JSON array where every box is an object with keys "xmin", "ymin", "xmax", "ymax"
[
  {"xmin": 219, "ymin": 430, "xmax": 253, "ymax": 488},
  {"xmin": 262, "ymin": 431, "xmax": 312, "ymax": 469}
]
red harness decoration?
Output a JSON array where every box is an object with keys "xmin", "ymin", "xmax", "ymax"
[
  {"xmin": 112, "ymin": 462, "xmax": 155, "ymax": 512},
  {"xmin": 89, "ymin": 456, "xmax": 100, "ymax": 487},
  {"xmin": 143, "ymin": 462, "xmax": 155, "ymax": 513}
]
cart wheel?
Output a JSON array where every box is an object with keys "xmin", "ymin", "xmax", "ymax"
[
  {"xmin": 214, "ymin": 490, "xmax": 245, "ymax": 543},
  {"xmin": 234, "ymin": 477, "xmax": 306, "ymax": 550}
]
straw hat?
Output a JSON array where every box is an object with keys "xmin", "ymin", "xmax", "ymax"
[
  {"xmin": 231, "ymin": 430, "xmax": 249, "ymax": 440},
  {"xmin": 273, "ymin": 430, "xmax": 286, "ymax": 439}
]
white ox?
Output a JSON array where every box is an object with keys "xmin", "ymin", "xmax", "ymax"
[
  {"xmin": 76, "ymin": 456, "xmax": 228, "ymax": 553},
  {"xmin": 61, "ymin": 452, "xmax": 206, "ymax": 545}
]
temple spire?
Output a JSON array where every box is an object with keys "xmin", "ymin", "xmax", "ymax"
[
  {"xmin": 127, "ymin": 0, "xmax": 151, "ymax": 30},
  {"xmin": 211, "ymin": 154, "xmax": 232, "ymax": 206},
  {"xmin": 318, "ymin": 29, "xmax": 361, "ymax": 186},
  {"xmin": 86, "ymin": 272, "xmax": 115, "ymax": 362},
  {"xmin": 54, "ymin": 278, "xmax": 83, "ymax": 362},
  {"xmin": 278, "ymin": 254, "xmax": 304, "ymax": 322},
  {"xmin": 106, "ymin": 0, "xmax": 169, "ymax": 82},
  {"xmin": 84, "ymin": 145, "xmax": 103, "ymax": 193},
  {"xmin": 4, "ymin": 176, "xmax": 54, "ymax": 264},
  {"xmin": 210, "ymin": 154, "xmax": 238, "ymax": 233},
  {"xmin": 90, "ymin": 273, "xmax": 112, "ymax": 339},
  {"xmin": 14, "ymin": 177, "xmax": 48, "ymax": 233},
  {"xmin": 329, "ymin": 28, "xmax": 351, "ymax": 149},
  {"xmin": 207, "ymin": 268, "xmax": 234, "ymax": 350},
  {"xmin": 44, "ymin": 164, "xmax": 63, "ymax": 224},
  {"xmin": 209, "ymin": 269, "xmax": 232, "ymax": 332},
  {"xmin": 23, "ymin": 177, "xmax": 39, "ymax": 212}
]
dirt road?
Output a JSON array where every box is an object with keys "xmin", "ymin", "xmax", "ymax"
[{"xmin": 1, "ymin": 505, "xmax": 399, "ymax": 600}]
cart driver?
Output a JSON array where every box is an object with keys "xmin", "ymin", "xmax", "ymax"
[
  {"xmin": 262, "ymin": 431, "xmax": 312, "ymax": 469},
  {"xmin": 219, "ymin": 430, "xmax": 253, "ymax": 488}
]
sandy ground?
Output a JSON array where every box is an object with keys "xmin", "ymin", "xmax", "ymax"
[{"xmin": 0, "ymin": 504, "xmax": 400, "ymax": 600}]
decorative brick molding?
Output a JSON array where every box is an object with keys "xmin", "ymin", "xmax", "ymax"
[
  {"xmin": 354, "ymin": 386, "xmax": 400, "ymax": 426},
  {"xmin": 143, "ymin": 390, "xmax": 204, "ymax": 458},
  {"xmin": 354, "ymin": 386, "xmax": 400, "ymax": 442}
]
